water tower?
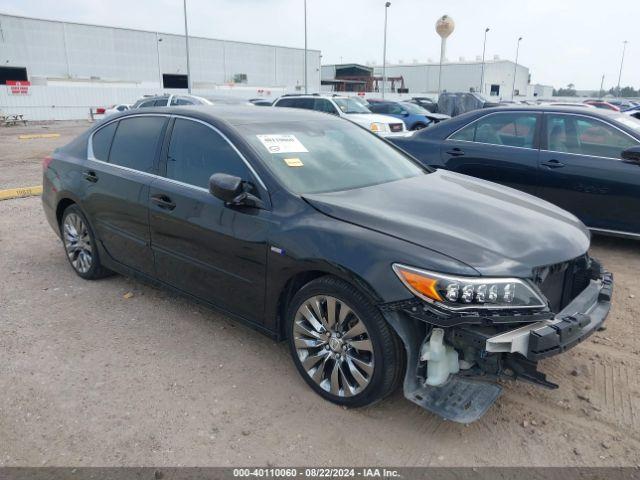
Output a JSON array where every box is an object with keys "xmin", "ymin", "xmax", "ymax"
[{"xmin": 436, "ymin": 15, "xmax": 455, "ymax": 94}]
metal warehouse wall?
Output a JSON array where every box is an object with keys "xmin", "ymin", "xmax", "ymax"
[
  {"xmin": 373, "ymin": 61, "xmax": 530, "ymax": 99},
  {"xmin": 0, "ymin": 13, "xmax": 321, "ymax": 91}
]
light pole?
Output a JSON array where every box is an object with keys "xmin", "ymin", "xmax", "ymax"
[
  {"xmin": 480, "ymin": 27, "xmax": 489, "ymax": 95},
  {"xmin": 304, "ymin": 0, "xmax": 308, "ymax": 94},
  {"xmin": 183, "ymin": 0, "xmax": 192, "ymax": 93},
  {"xmin": 382, "ymin": 2, "xmax": 390, "ymax": 98},
  {"xmin": 599, "ymin": 74, "xmax": 605, "ymax": 98},
  {"xmin": 156, "ymin": 35, "xmax": 163, "ymax": 89},
  {"xmin": 616, "ymin": 40, "xmax": 628, "ymax": 98},
  {"xmin": 512, "ymin": 36, "xmax": 522, "ymax": 100}
]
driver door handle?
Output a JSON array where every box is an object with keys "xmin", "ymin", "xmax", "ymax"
[
  {"xmin": 151, "ymin": 194, "xmax": 176, "ymax": 211},
  {"xmin": 541, "ymin": 159, "xmax": 566, "ymax": 169},
  {"xmin": 446, "ymin": 148, "xmax": 465, "ymax": 157}
]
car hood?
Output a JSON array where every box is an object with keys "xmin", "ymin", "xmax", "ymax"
[
  {"xmin": 344, "ymin": 113, "xmax": 404, "ymax": 126},
  {"xmin": 303, "ymin": 170, "xmax": 590, "ymax": 277}
]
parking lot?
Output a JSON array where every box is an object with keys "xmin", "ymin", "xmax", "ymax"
[{"xmin": 1, "ymin": 121, "xmax": 639, "ymax": 467}]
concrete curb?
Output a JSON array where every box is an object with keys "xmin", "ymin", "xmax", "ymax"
[{"xmin": 0, "ymin": 185, "xmax": 43, "ymax": 201}]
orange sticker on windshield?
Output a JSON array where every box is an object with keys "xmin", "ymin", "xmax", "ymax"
[{"xmin": 284, "ymin": 158, "xmax": 304, "ymax": 167}]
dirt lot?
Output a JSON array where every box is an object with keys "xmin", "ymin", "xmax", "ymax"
[{"xmin": 0, "ymin": 122, "xmax": 639, "ymax": 466}]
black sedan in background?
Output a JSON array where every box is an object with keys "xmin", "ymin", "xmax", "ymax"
[
  {"xmin": 391, "ymin": 106, "xmax": 640, "ymax": 238},
  {"xmin": 42, "ymin": 106, "xmax": 612, "ymax": 422}
]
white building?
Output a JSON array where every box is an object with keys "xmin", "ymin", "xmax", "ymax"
[
  {"xmin": 371, "ymin": 59, "xmax": 530, "ymax": 99},
  {"xmin": 321, "ymin": 58, "xmax": 531, "ymax": 100},
  {"xmin": 0, "ymin": 13, "xmax": 321, "ymax": 119}
]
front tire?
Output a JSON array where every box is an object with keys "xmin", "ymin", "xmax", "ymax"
[
  {"xmin": 286, "ymin": 276, "xmax": 404, "ymax": 407},
  {"xmin": 60, "ymin": 205, "xmax": 112, "ymax": 280}
]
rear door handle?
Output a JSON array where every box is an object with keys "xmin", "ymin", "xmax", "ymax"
[
  {"xmin": 541, "ymin": 159, "xmax": 566, "ymax": 169},
  {"xmin": 151, "ymin": 194, "xmax": 176, "ymax": 211},
  {"xmin": 83, "ymin": 170, "xmax": 99, "ymax": 182},
  {"xmin": 445, "ymin": 148, "xmax": 465, "ymax": 157}
]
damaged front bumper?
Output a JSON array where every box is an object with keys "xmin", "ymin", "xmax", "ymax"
[
  {"xmin": 486, "ymin": 271, "xmax": 613, "ymax": 360},
  {"xmin": 382, "ymin": 269, "xmax": 613, "ymax": 424}
]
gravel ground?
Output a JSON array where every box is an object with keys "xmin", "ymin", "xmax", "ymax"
[{"xmin": 0, "ymin": 122, "xmax": 639, "ymax": 467}]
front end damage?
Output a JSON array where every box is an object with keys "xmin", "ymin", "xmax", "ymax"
[{"xmin": 382, "ymin": 256, "xmax": 613, "ymax": 423}]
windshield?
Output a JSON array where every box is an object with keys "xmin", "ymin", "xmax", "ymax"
[
  {"xmin": 333, "ymin": 97, "xmax": 371, "ymax": 114},
  {"xmin": 401, "ymin": 102, "xmax": 429, "ymax": 114},
  {"xmin": 237, "ymin": 118, "xmax": 425, "ymax": 194},
  {"xmin": 616, "ymin": 114, "xmax": 640, "ymax": 134}
]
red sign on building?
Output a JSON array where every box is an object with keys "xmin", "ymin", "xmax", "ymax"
[{"xmin": 7, "ymin": 81, "xmax": 30, "ymax": 95}]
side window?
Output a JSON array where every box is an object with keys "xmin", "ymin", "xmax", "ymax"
[
  {"xmin": 368, "ymin": 103, "xmax": 387, "ymax": 114},
  {"xmin": 154, "ymin": 98, "xmax": 168, "ymax": 107},
  {"xmin": 108, "ymin": 116, "xmax": 166, "ymax": 173},
  {"xmin": 314, "ymin": 99, "xmax": 338, "ymax": 115},
  {"xmin": 275, "ymin": 98, "xmax": 295, "ymax": 108},
  {"xmin": 91, "ymin": 122, "xmax": 118, "ymax": 161},
  {"xmin": 291, "ymin": 98, "xmax": 314, "ymax": 110},
  {"xmin": 170, "ymin": 97, "xmax": 194, "ymax": 106},
  {"xmin": 138, "ymin": 99, "xmax": 156, "ymax": 108},
  {"xmin": 546, "ymin": 114, "xmax": 638, "ymax": 158},
  {"xmin": 450, "ymin": 113, "xmax": 538, "ymax": 148},
  {"xmin": 388, "ymin": 103, "xmax": 405, "ymax": 115},
  {"xmin": 167, "ymin": 119, "xmax": 256, "ymax": 192}
]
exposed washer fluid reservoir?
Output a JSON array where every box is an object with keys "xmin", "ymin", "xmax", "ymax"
[{"xmin": 420, "ymin": 328, "xmax": 459, "ymax": 386}]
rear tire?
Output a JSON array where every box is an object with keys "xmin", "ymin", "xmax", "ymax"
[
  {"xmin": 60, "ymin": 204, "xmax": 112, "ymax": 280},
  {"xmin": 286, "ymin": 276, "xmax": 404, "ymax": 408}
]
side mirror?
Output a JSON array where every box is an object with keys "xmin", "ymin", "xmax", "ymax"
[
  {"xmin": 401, "ymin": 110, "xmax": 409, "ymax": 116},
  {"xmin": 209, "ymin": 173, "xmax": 263, "ymax": 208},
  {"xmin": 621, "ymin": 146, "xmax": 640, "ymax": 163}
]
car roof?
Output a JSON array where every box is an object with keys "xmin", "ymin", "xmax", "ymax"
[
  {"xmin": 112, "ymin": 104, "xmax": 343, "ymax": 126},
  {"xmin": 479, "ymin": 105, "xmax": 625, "ymax": 117}
]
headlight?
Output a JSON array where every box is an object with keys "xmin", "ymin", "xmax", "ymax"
[
  {"xmin": 392, "ymin": 264, "xmax": 546, "ymax": 311},
  {"xmin": 370, "ymin": 122, "xmax": 389, "ymax": 133}
]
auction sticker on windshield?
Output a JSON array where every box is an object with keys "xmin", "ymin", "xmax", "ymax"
[{"xmin": 257, "ymin": 134, "xmax": 308, "ymax": 154}]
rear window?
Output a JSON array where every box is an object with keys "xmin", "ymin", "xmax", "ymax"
[
  {"xmin": 91, "ymin": 122, "xmax": 117, "ymax": 161},
  {"xmin": 108, "ymin": 116, "xmax": 166, "ymax": 173}
]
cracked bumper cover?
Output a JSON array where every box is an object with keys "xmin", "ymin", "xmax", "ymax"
[{"xmin": 486, "ymin": 271, "xmax": 613, "ymax": 360}]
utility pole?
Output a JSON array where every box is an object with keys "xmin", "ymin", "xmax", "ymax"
[
  {"xmin": 480, "ymin": 27, "xmax": 489, "ymax": 95},
  {"xmin": 183, "ymin": 0, "xmax": 192, "ymax": 93},
  {"xmin": 599, "ymin": 74, "xmax": 605, "ymax": 98},
  {"xmin": 382, "ymin": 2, "xmax": 391, "ymax": 98},
  {"xmin": 304, "ymin": 0, "xmax": 308, "ymax": 94},
  {"xmin": 512, "ymin": 36, "xmax": 522, "ymax": 100},
  {"xmin": 616, "ymin": 40, "xmax": 628, "ymax": 98}
]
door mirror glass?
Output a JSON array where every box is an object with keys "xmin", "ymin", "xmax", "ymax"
[
  {"xmin": 622, "ymin": 146, "xmax": 640, "ymax": 163},
  {"xmin": 209, "ymin": 173, "xmax": 263, "ymax": 208}
]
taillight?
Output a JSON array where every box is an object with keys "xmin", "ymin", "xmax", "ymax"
[
  {"xmin": 96, "ymin": 107, "xmax": 106, "ymax": 114},
  {"xmin": 43, "ymin": 155, "xmax": 53, "ymax": 170}
]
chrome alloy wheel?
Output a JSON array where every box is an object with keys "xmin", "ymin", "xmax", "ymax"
[
  {"xmin": 63, "ymin": 213, "xmax": 93, "ymax": 274},
  {"xmin": 294, "ymin": 295, "xmax": 374, "ymax": 397}
]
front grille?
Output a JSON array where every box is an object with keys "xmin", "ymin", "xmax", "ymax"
[
  {"xmin": 535, "ymin": 255, "xmax": 591, "ymax": 312},
  {"xmin": 390, "ymin": 123, "xmax": 403, "ymax": 132}
]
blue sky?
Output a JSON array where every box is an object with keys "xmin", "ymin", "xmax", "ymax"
[{"xmin": 1, "ymin": 0, "xmax": 637, "ymax": 89}]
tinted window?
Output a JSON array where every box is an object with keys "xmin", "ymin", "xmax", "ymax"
[
  {"xmin": 92, "ymin": 122, "xmax": 117, "ymax": 161},
  {"xmin": 279, "ymin": 98, "xmax": 314, "ymax": 110},
  {"xmin": 170, "ymin": 96, "xmax": 194, "ymax": 106},
  {"xmin": 546, "ymin": 114, "xmax": 638, "ymax": 158},
  {"xmin": 167, "ymin": 119, "xmax": 255, "ymax": 190},
  {"xmin": 138, "ymin": 99, "xmax": 156, "ymax": 108},
  {"xmin": 109, "ymin": 116, "xmax": 166, "ymax": 173},
  {"xmin": 313, "ymin": 99, "xmax": 338, "ymax": 114},
  {"xmin": 153, "ymin": 98, "xmax": 168, "ymax": 107},
  {"xmin": 450, "ymin": 113, "xmax": 538, "ymax": 148},
  {"xmin": 275, "ymin": 98, "xmax": 296, "ymax": 108},
  {"xmin": 368, "ymin": 103, "xmax": 389, "ymax": 114}
]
